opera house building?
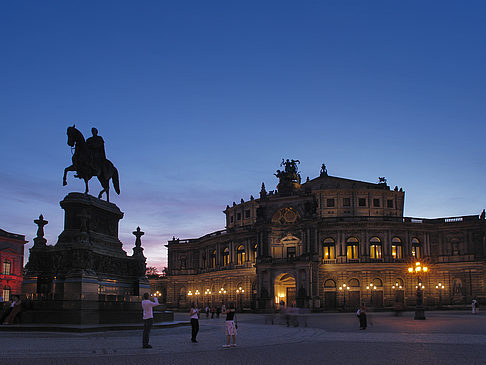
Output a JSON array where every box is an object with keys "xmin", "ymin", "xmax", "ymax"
[{"xmin": 154, "ymin": 161, "xmax": 486, "ymax": 311}]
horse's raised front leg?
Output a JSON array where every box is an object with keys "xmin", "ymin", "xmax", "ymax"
[{"xmin": 63, "ymin": 165, "xmax": 76, "ymax": 186}]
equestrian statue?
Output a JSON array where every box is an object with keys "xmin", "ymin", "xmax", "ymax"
[{"xmin": 63, "ymin": 125, "xmax": 120, "ymax": 202}]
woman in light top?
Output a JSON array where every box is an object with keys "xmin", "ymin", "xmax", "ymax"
[
  {"xmin": 189, "ymin": 303, "xmax": 199, "ymax": 343},
  {"xmin": 223, "ymin": 303, "xmax": 237, "ymax": 347}
]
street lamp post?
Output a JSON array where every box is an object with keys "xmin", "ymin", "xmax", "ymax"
[
  {"xmin": 187, "ymin": 290, "xmax": 193, "ymax": 307},
  {"xmin": 435, "ymin": 282, "xmax": 445, "ymax": 307},
  {"xmin": 338, "ymin": 284, "xmax": 350, "ymax": 310},
  {"xmin": 218, "ymin": 287, "xmax": 227, "ymax": 307},
  {"xmin": 407, "ymin": 261, "xmax": 428, "ymax": 320},
  {"xmin": 195, "ymin": 289, "xmax": 200, "ymax": 307},
  {"xmin": 366, "ymin": 283, "xmax": 377, "ymax": 306},
  {"xmin": 204, "ymin": 288, "xmax": 211, "ymax": 307},
  {"xmin": 236, "ymin": 286, "xmax": 245, "ymax": 311}
]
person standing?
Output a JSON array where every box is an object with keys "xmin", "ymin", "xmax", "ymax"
[
  {"xmin": 141, "ymin": 293, "xmax": 159, "ymax": 349},
  {"xmin": 216, "ymin": 305, "xmax": 221, "ymax": 318},
  {"xmin": 223, "ymin": 303, "xmax": 237, "ymax": 348},
  {"xmin": 472, "ymin": 299, "xmax": 478, "ymax": 314},
  {"xmin": 190, "ymin": 303, "xmax": 199, "ymax": 343},
  {"xmin": 357, "ymin": 303, "xmax": 367, "ymax": 330},
  {"xmin": 205, "ymin": 305, "xmax": 210, "ymax": 318}
]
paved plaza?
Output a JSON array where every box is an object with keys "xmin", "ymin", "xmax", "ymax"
[{"xmin": 1, "ymin": 311, "xmax": 486, "ymax": 365}]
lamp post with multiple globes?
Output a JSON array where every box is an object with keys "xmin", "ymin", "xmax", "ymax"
[
  {"xmin": 435, "ymin": 282, "xmax": 445, "ymax": 307},
  {"xmin": 407, "ymin": 261, "xmax": 428, "ymax": 320},
  {"xmin": 236, "ymin": 286, "xmax": 245, "ymax": 311},
  {"xmin": 218, "ymin": 287, "xmax": 227, "ymax": 306},
  {"xmin": 366, "ymin": 283, "xmax": 377, "ymax": 306},
  {"xmin": 204, "ymin": 288, "xmax": 211, "ymax": 307},
  {"xmin": 338, "ymin": 283, "xmax": 350, "ymax": 310}
]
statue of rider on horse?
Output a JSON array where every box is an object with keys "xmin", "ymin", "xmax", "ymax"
[{"xmin": 63, "ymin": 125, "xmax": 120, "ymax": 202}]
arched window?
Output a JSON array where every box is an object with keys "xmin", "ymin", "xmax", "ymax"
[
  {"xmin": 211, "ymin": 250, "xmax": 216, "ymax": 268},
  {"xmin": 324, "ymin": 279, "xmax": 336, "ymax": 288},
  {"xmin": 222, "ymin": 247, "xmax": 230, "ymax": 266},
  {"xmin": 236, "ymin": 245, "xmax": 246, "ymax": 265},
  {"xmin": 2, "ymin": 260, "xmax": 11, "ymax": 275},
  {"xmin": 371, "ymin": 278, "xmax": 383, "ymax": 288},
  {"xmin": 369, "ymin": 237, "xmax": 382, "ymax": 259},
  {"xmin": 391, "ymin": 237, "xmax": 403, "ymax": 259},
  {"xmin": 348, "ymin": 278, "xmax": 360, "ymax": 288},
  {"xmin": 346, "ymin": 237, "xmax": 359, "ymax": 260},
  {"xmin": 323, "ymin": 238, "xmax": 335, "ymax": 260},
  {"xmin": 2, "ymin": 286, "xmax": 11, "ymax": 302},
  {"xmin": 411, "ymin": 238, "xmax": 422, "ymax": 258}
]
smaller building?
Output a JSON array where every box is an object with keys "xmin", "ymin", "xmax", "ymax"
[{"xmin": 0, "ymin": 228, "xmax": 27, "ymax": 302}]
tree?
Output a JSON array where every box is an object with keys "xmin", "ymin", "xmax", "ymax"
[{"xmin": 146, "ymin": 266, "xmax": 159, "ymax": 277}]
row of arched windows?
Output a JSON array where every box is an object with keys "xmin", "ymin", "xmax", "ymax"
[
  {"xmin": 323, "ymin": 237, "xmax": 422, "ymax": 260},
  {"xmin": 205, "ymin": 244, "xmax": 258, "ymax": 268},
  {"xmin": 323, "ymin": 278, "xmax": 405, "ymax": 289}
]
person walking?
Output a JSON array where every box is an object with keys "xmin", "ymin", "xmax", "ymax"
[
  {"xmin": 211, "ymin": 306, "xmax": 215, "ymax": 319},
  {"xmin": 190, "ymin": 303, "xmax": 199, "ymax": 343},
  {"xmin": 141, "ymin": 293, "xmax": 159, "ymax": 349},
  {"xmin": 223, "ymin": 303, "xmax": 237, "ymax": 348},
  {"xmin": 357, "ymin": 303, "xmax": 367, "ymax": 330},
  {"xmin": 205, "ymin": 305, "xmax": 210, "ymax": 318}
]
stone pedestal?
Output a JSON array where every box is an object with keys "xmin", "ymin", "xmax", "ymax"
[{"xmin": 22, "ymin": 193, "xmax": 160, "ymax": 325}]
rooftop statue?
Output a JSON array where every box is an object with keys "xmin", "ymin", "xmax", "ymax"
[{"xmin": 63, "ymin": 125, "xmax": 120, "ymax": 202}]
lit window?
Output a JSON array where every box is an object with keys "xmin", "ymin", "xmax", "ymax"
[
  {"xmin": 236, "ymin": 245, "xmax": 246, "ymax": 265},
  {"xmin": 2, "ymin": 261, "xmax": 11, "ymax": 275},
  {"xmin": 323, "ymin": 238, "xmax": 335, "ymax": 259},
  {"xmin": 411, "ymin": 238, "xmax": 422, "ymax": 258},
  {"xmin": 222, "ymin": 248, "xmax": 230, "ymax": 266},
  {"xmin": 391, "ymin": 237, "xmax": 402, "ymax": 259},
  {"xmin": 2, "ymin": 287, "xmax": 11, "ymax": 302},
  {"xmin": 346, "ymin": 237, "xmax": 359, "ymax": 259},
  {"xmin": 370, "ymin": 237, "xmax": 382, "ymax": 259}
]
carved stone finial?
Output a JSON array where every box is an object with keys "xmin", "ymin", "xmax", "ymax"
[
  {"xmin": 33, "ymin": 214, "xmax": 48, "ymax": 248},
  {"xmin": 132, "ymin": 226, "xmax": 145, "ymax": 260},
  {"xmin": 34, "ymin": 214, "xmax": 48, "ymax": 239},
  {"xmin": 260, "ymin": 182, "xmax": 267, "ymax": 199},
  {"xmin": 133, "ymin": 226, "xmax": 145, "ymax": 248}
]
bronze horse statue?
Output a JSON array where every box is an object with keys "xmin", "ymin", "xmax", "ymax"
[{"xmin": 63, "ymin": 125, "xmax": 120, "ymax": 201}]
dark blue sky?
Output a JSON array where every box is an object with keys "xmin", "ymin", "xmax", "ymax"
[{"xmin": 1, "ymin": 1, "xmax": 485, "ymax": 269}]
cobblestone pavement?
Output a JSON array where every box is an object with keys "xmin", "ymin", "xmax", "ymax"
[{"xmin": 1, "ymin": 311, "xmax": 485, "ymax": 365}]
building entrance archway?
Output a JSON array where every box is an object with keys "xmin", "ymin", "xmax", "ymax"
[{"xmin": 274, "ymin": 273, "xmax": 296, "ymax": 308}]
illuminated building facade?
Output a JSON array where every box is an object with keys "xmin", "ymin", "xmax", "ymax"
[
  {"xmin": 160, "ymin": 161, "xmax": 486, "ymax": 311},
  {"xmin": 0, "ymin": 228, "xmax": 27, "ymax": 302}
]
